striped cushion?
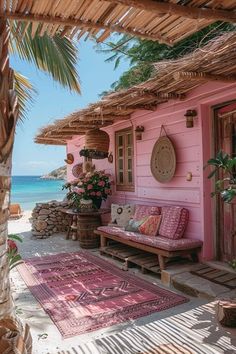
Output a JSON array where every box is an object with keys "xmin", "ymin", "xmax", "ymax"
[
  {"xmin": 159, "ymin": 206, "xmax": 189, "ymax": 239},
  {"xmin": 133, "ymin": 205, "xmax": 161, "ymax": 221}
]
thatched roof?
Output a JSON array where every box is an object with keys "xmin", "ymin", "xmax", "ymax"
[
  {"xmin": 3, "ymin": 0, "xmax": 236, "ymax": 45},
  {"xmin": 35, "ymin": 31, "xmax": 236, "ymax": 146}
]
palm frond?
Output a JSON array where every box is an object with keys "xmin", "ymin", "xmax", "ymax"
[
  {"xmin": 14, "ymin": 71, "xmax": 36, "ymax": 122},
  {"xmin": 9, "ymin": 22, "xmax": 80, "ymax": 93}
]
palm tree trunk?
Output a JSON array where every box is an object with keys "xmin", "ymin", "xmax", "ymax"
[{"xmin": 0, "ymin": 20, "xmax": 32, "ymax": 353}]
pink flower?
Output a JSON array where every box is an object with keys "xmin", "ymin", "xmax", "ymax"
[
  {"xmin": 90, "ymin": 191, "xmax": 96, "ymax": 196},
  {"xmin": 87, "ymin": 184, "xmax": 93, "ymax": 190},
  {"xmin": 7, "ymin": 239, "xmax": 18, "ymax": 253},
  {"xmin": 96, "ymin": 191, "xmax": 102, "ymax": 197},
  {"xmin": 75, "ymin": 187, "xmax": 85, "ymax": 194},
  {"xmin": 98, "ymin": 180, "xmax": 105, "ymax": 187}
]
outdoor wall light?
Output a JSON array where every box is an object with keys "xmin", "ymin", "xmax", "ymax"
[
  {"xmin": 135, "ymin": 125, "xmax": 145, "ymax": 140},
  {"xmin": 184, "ymin": 109, "xmax": 197, "ymax": 128}
]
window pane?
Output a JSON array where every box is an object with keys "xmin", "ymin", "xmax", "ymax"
[
  {"xmin": 119, "ymin": 172, "xmax": 124, "ymax": 183},
  {"xmin": 128, "ymin": 158, "xmax": 132, "ymax": 170},
  {"xmin": 128, "ymin": 171, "xmax": 132, "ymax": 183},
  {"xmin": 127, "ymin": 147, "xmax": 132, "ymax": 157},
  {"xmin": 119, "ymin": 159, "xmax": 123, "ymax": 169},
  {"xmin": 118, "ymin": 148, "xmax": 123, "ymax": 157},
  {"xmin": 118, "ymin": 135, "xmax": 123, "ymax": 146},
  {"xmin": 127, "ymin": 133, "xmax": 131, "ymax": 145}
]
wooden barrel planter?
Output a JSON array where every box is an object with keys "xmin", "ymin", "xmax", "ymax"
[{"xmin": 77, "ymin": 214, "xmax": 101, "ymax": 249}]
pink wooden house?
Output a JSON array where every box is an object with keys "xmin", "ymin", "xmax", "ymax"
[{"xmin": 36, "ymin": 32, "xmax": 236, "ymax": 264}]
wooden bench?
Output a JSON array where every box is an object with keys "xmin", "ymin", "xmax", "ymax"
[{"xmin": 95, "ymin": 226, "xmax": 202, "ymax": 271}]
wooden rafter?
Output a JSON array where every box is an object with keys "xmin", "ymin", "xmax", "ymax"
[
  {"xmin": 68, "ymin": 120, "xmax": 114, "ymax": 127},
  {"xmin": 173, "ymin": 71, "xmax": 236, "ymax": 83},
  {"xmin": 5, "ymin": 12, "xmax": 171, "ymax": 45},
  {"xmin": 78, "ymin": 114, "xmax": 130, "ymax": 121},
  {"xmin": 132, "ymin": 89, "xmax": 186, "ymax": 100},
  {"xmin": 109, "ymin": 0, "xmax": 236, "ymax": 22}
]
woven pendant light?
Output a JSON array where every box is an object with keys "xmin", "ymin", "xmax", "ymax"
[{"xmin": 80, "ymin": 128, "xmax": 110, "ymax": 159}]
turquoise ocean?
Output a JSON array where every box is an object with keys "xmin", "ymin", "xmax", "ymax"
[{"xmin": 11, "ymin": 176, "xmax": 66, "ymax": 211}]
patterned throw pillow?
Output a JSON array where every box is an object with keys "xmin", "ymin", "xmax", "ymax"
[
  {"xmin": 111, "ymin": 204, "xmax": 134, "ymax": 227},
  {"xmin": 133, "ymin": 205, "xmax": 161, "ymax": 221},
  {"xmin": 125, "ymin": 217, "xmax": 147, "ymax": 232},
  {"xmin": 159, "ymin": 206, "xmax": 189, "ymax": 239},
  {"xmin": 138, "ymin": 215, "xmax": 162, "ymax": 236}
]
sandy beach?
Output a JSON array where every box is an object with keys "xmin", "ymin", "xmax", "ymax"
[{"xmin": 8, "ymin": 212, "xmax": 236, "ymax": 354}]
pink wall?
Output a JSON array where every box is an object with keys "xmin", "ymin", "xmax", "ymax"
[{"xmin": 67, "ymin": 81, "xmax": 236, "ymax": 261}]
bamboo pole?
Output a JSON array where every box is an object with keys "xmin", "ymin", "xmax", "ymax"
[
  {"xmin": 5, "ymin": 12, "xmax": 171, "ymax": 45},
  {"xmin": 173, "ymin": 71, "xmax": 236, "ymax": 83},
  {"xmin": 0, "ymin": 20, "xmax": 32, "ymax": 353},
  {"xmin": 108, "ymin": 0, "xmax": 236, "ymax": 22}
]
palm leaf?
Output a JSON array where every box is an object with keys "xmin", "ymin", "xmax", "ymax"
[
  {"xmin": 14, "ymin": 71, "xmax": 36, "ymax": 121},
  {"xmin": 9, "ymin": 22, "xmax": 80, "ymax": 93}
]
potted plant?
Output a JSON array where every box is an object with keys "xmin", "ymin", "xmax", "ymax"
[
  {"xmin": 206, "ymin": 150, "xmax": 236, "ymax": 270},
  {"xmin": 206, "ymin": 150, "xmax": 236, "ymax": 203},
  {"xmin": 63, "ymin": 170, "xmax": 112, "ymax": 211}
]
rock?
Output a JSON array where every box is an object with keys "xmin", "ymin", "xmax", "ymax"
[
  {"xmin": 40, "ymin": 166, "xmax": 66, "ymax": 180},
  {"xmin": 38, "ymin": 215, "xmax": 48, "ymax": 220},
  {"xmin": 31, "ymin": 200, "xmax": 70, "ymax": 238},
  {"xmin": 39, "ymin": 209, "xmax": 50, "ymax": 215},
  {"xmin": 34, "ymin": 220, "xmax": 47, "ymax": 231}
]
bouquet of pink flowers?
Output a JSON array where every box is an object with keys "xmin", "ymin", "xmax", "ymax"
[{"xmin": 63, "ymin": 171, "xmax": 112, "ymax": 209}]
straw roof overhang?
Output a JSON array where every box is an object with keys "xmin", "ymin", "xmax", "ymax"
[
  {"xmin": 35, "ymin": 32, "xmax": 236, "ymax": 145},
  {"xmin": 35, "ymin": 31, "xmax": 236, "ymax": 146},
  {"xmin": 2, "ymin": 1, "xmax": 236, "ymax": 45}
]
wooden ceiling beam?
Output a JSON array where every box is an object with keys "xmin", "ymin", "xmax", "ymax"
[
  {"xmin": 68, "ymin": 120, "xmax": 114, "ymax": 127},
  {"xmin": 5, "ymin": 12, "xmax": 171, "ymax": 45},
  {"xmin": 132, "ymin": 89, "xmax": 186, "ymax": 100},
  {"xmin": 78, "ymin": 114, "xmax": 130, "ymax": 121},
  {"xmin": 109, "ymin": 0, "xmax": 236, "ymax": 23},
  {"xmin": 173, "ymin": 71, "xmax": 236, "ymax": 83},
  {"xmin": 119, "ymin": 104, "xmax": 157, "ymax": 111},
  {"xmin": 35, "ymin": 138, "xmax": 66, "ymax": 145}
]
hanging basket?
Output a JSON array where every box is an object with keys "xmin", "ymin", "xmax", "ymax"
[{"xmin": 81, "ymin": 129, "xmax": 110, "ymax": 159}]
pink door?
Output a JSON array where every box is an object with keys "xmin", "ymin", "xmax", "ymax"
[{"xmin": 215, "ymin": 103, "xmax": 236, "ymax": 261}]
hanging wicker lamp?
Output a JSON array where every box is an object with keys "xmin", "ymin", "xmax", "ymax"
[{"xmin": 80, "ymin": 128, "xmax": 110, "ymax": 159}]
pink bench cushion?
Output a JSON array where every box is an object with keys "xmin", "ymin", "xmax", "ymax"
[
  {"xmin": 159, "ymin": 206, "xmax": 189, "ymax": 240},
  {"xmin": 98, "ymin": 226, "xmax": 202, "ymax": 252},
  {"xmin": 133, "ymin": 205, "xmax": 161, "ymax": 221}
]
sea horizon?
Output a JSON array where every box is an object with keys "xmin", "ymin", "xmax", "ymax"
[{"xmin": 11, "ymin": 175, "xmax": 66, "ymax": 211}]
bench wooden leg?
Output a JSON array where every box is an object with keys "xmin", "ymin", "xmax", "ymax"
[
  {"xmin": 100, "ymin": 235, "xmax": 107, "ymax": 248},
  {"xmin": 190, "ymin": 252, "xmax": 199, "ymax": 263},
  {"xmin": 158, "ymin": 255, "xmax": 166, "ymax": 271}
]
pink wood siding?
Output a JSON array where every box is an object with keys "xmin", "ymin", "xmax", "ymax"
[{"xmin": 67, "ymin": 81, "xmax": 236, "ymax": 261}]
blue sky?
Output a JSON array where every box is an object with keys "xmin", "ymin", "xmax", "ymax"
[{"xmin": 11, "ymin": 38, "xmax": 129, "ymax": 176}]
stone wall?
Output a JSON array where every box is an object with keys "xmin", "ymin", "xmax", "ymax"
[{"xmin": 31, "ymin": 201, "xmax": 71, "ymax": 239}]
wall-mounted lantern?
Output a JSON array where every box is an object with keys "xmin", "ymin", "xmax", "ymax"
[
  {"xmin": 135, "ymin": 125, "xmax": 145, "ymax": 140},
  {"xmin": 184, "ymin": 109, "xmax": 197, "ymax": 128}
]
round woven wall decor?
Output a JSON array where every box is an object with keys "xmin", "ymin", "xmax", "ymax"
[
  {"xmin": 150, "ymin": 136, "xmax": 176, "ymax": 183},
  {"xmin": 72, "ymin": 163, "xmax": 83, "ymax": 178}
]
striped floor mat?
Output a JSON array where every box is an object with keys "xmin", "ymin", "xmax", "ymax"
[{"xmin": 191, "ymin": 264, "xmax": 236, "ymax": 289}]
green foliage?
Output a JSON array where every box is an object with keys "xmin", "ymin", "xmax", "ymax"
[
  {"xmin": 7, "ymin": 234, "xmax": 23, "ymax": 270},
  {"xmin": 14, "ymin": 71, "xmax": 36, "ymax": 122},
  {"xmin": 97, "ymin": 22, "xmax": 235, "ymax": 91},
  {"xmin": 9, "ymin": 21, "xmax": 80, "ymax": 119},
  {"xmin": 229, "ymin": 259, "xmax": 236, "ymax": 269},
  {"xmin": 63, "ymin": 171, "xmax": 112, "ymax": 209},
  {"xmin": 206, "ymin": 151, "xmax": 236, "ymax": 203}
]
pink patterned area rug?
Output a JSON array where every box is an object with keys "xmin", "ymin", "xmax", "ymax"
[{"xmin": 18, "ymin": 251, "xmax": 188, "ymax": 338}]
